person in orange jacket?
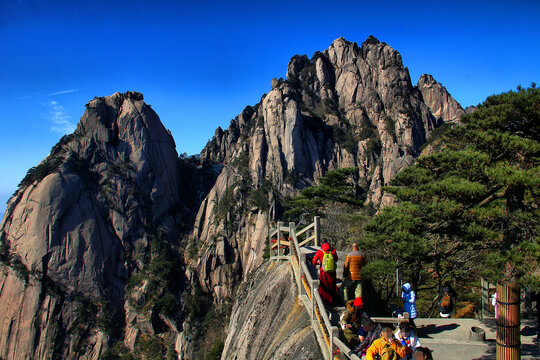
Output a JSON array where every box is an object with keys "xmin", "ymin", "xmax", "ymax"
[
  {"xmin": 312, "ymin": 242, "xmax": 339, "ymax": 305},
  {"xmin": 366, "ymin": 327, "xmax": 407, "ymax": 360},
  {"xmin": 343, "ymin": 243, "xmax": 367, "ymax": 301}
]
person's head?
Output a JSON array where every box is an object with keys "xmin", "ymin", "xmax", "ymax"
[
  {"xmin": 352, "ymin": 243, "xmax": 358, "ymax": 251},
  {"xmin": 402, "ymin": 283, "xmax": 412, "ymax": 293},
  {"xmin": 361, "ymin": 317, "xmax": 376, "ymax": 332},
  {"xmin": 413, "ymin": 347, "xmax": 432, "ymax": 360},
  {"xmin": 357, "ymin": 327, "xmax": 367, "ymax": 339},
  {"xmin": 353, "ymin": 296, "xmax": 363, "ymax": 309},
  {"xmin": 321, "ymin": 242, "xmax": 330, "ymax": 252},
  {"xmin": 381, "ymin": 327, "xmax": 393, "ymax": 341},
  {"xmin": 399, "ymin": 321, "xmax": 412, "ymax": 337}
]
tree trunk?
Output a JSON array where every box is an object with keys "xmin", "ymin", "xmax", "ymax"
[{"xmin": 496, "ymin": 283, "xmax": 520, "ymax": 360}]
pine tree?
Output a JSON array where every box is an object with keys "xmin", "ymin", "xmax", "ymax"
[
  {"xmin": 362, "ymin": 87, "xmax": 540, "ymax": 298},
  {"xmin": 284, "ymin": 167, "xmax": 362, "ymax": 220}
]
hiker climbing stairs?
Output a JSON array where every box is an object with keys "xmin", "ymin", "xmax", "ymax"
[
  {"xmin": 269, "ymin": 217, "xmax": 540, "ymax": 360},
  {"xmin": 269, "ymin": 217, "xmax": 361, "ymax": 360}
]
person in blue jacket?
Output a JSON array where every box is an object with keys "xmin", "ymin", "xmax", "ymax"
[{"xmin": 401, "ymin": 283, "xmax": 417, "ymax": 331}]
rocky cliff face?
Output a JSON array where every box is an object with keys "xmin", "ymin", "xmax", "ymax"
[
  {"xmin": 417, "ymin": 74, "xmax": 465, "ymax": 124},
  {"xmin": 202, "ymin": 37, "xmax": 442, "ymax": 200},
  {"xmin": 222, "ymin": 261, "xmax": 322, "ymax": 360},
  {"xmin": 189, "ymin": 36, "xmax": 463, "ymax": 310},
  {"xmin": 0, "ymin": 92, "xmax": 186, "ymax": 359},
  {"xmin": 0, "ymin": 36, "xmax": 465, "ymax": 360}
]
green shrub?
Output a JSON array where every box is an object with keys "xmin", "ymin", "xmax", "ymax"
[
  {"xmin": 262, "ymin": 242, "xmax": 270, "ymax": 259},
  {"xmin": 215, "ymin": 186, "xmax": 236, "ymax": 222},
  {"xmin": 18, "ymin": 156, "xmax": 64, "ymax": 188},
  {"xmin": 332, "ymin": 124, "xmax": 358, "ymax": 153},
  {"xmin": 364, "ymin": 136, "xmax": 382, "ymax": 156},
  {"xmin": 10, "ymin": 254, "xmax": 30, "ymax": 283},
  {"xmin": 126, "ymin": 272, "xmax": 144, "ymax": 291},
  {"xmin": 384, "ymin": 115, "xmax": 397, "ymax": 142},
  {"xmin": 284, "ymin": 169, "xmax": 301, "ymax": 187},
  {"xmin": 183, "ymin": 282, "xmax": 211, "ymax": 322},
  {"xmin": 96, "ymin": 301, "xmax": 123, "ymax": 338},
  {"xmin": 155, "ymin": 292, "xmax": 180, "ymax": 317},
  {"xmin": 359, "ymin": 118, "xmax": 377, "ymax": 140},
  {"xmin": 206, "ymin": 340, "xmax": 225, "ymax": 360},
  {"xmin": 135, "ymin": 335, "xmax": 166, "ymax": 358}
]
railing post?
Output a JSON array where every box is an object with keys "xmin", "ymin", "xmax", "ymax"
[
  {"xmin": 289, "ymin": 222, "xmax": 296, "ymax": 243},
  {"xmin": 268, "ymin": 225, "xmax": 272, "ymax": 260},
  {"xmin": 299, "ymin": 252, "xmax": 306, "ymax": 298},
  {"xmin": 330, "ymin": 327, "xmax": 339, "ymax": 360},
  {"xmin": 290, "ymin": 221, "xmax": 301, "ymax": 290},
  {"xmin": 277, "ymin": 221, "xmax": 283, "ymax": 259},
  {"xmin": 329, "ymin": 329, "xmax": 333, "ymax": 360},
  {"xmin": 314, "ymin": 216, "xmax": 320, "ymax": 247},
  {"xmin": 311, "ymin": 279, "xmax": 317, "ymax": 320}
]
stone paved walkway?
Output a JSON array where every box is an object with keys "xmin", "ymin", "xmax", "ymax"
[{"xmin": 415, "ymin": 317, "xmax": 539, "ymax": 360}]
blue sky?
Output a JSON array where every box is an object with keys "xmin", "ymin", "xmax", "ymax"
[{"xmin": 1, "ymin": 0, "xmax": 539, "ymax": 217}]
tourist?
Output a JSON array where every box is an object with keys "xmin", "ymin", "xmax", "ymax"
[
  {"xmin": 394, "ymin": 321, "xmax": 421, "ymax": 359},
  {"xmin": 401, "ymin": 283, "xmax": 417, "ymax": 331},
  {"xmin": 412, "ymin": 347, "xmax": 433, "ymax": 360},
  {"xmin": 491, "ymin": 292, "xmax": 498, "ymax": 318},
  {"xmin": 312, "ymin": 242, "xmax": 339, "ymax": 304},
  {"xmin": 438, "ymin": 282, "xmax": 456, "ymax": 318},
  {"xmin": 340, "ymin": 297, "xmax": 364, "ymax": 346},
  {"xmin": 366, "ymin": 327, "xmax": 407, "ymax": 360},
  {"xmin": 348, "ymin": 316, "xmax": 382, "ymax": 357},
  {"xmin": 343, "ymin": 243, "xmax": 367, "ymax": 302}
]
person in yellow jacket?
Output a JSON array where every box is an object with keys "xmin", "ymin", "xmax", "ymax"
[
  {"xmin": 343, "ymin": 243, "xmax": 367, "ymax": 301},
  {"xmin": 366, "ymin": 327, "xmax": 407, "ymax": 360}
]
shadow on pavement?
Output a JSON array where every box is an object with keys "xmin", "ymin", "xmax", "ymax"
[
  {"xmin": 521, "ymin": 325, "xmax": 536, "ymax": 336},
  {"xmin": 418, "ymin": 323, "xmax": 460, "ymax": 338},
  {"xmin": 472, "ymin": 343, "xmax": 539, "ymax": 360}
]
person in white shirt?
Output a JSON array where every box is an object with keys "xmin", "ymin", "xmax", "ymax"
[{"xmin": 394, "ymin": 321, "xmax": 421, "ymax": 359}]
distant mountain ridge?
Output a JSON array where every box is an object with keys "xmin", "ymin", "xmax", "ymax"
[{"xmin": 0, "ymin": 36, "xmax": 465, "ymax": 359}]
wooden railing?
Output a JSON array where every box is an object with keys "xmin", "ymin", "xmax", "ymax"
[{"xmin": 269, "ymin": 217, "xmax": 361, "ymax": 360}]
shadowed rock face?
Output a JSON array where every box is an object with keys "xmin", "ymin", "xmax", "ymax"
[
  {"xmin": 222, "ymin": 261, "xmax": 322, "ymax": 360},
  {"xmin": 0, "ymin": 91, "xmax": 183, "ymax": 359},
  {"xmin": 0, "ymin": 37, "xmax": 465, "ymax": 360}
]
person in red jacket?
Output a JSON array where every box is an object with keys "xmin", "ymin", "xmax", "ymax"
[{"xmin": 312, "ymin": 242, "xmax": 339, "ymax": 305}]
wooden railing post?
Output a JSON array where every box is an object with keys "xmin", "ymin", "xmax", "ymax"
[
  {"xmin": 268, "ymin": 226, "xmax": 272, "ymax": 260},
  {"xmin": 330, "ymin": 327, "xmax": 339, "ymax": 360},
  {"xmin": 314, "ymin": 216, "xmax": 320, "ymax": 247},
  {"xmin": 290, "ymin": 221, "xmax": 296, "ymax": 249},
  {"xmin": 299, "ymin": 252, "xmax": 306, "ymax": 298},
  {"xmin": 311, "ymin": 279, "xmax": 317, "ymax": 320},
  {"xmin": 290, "ymin": 222, "xmax": 301, "ymax": 289},
  {"xmin": 496, "ymin": 283, "xmax": 520, "ymax": 360},
  {"xmin": 277, "ymin": 221, "xmax": 283, "ymax": 259}
]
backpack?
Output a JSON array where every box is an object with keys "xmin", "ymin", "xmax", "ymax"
[
  {"xmin": 322, "ymin": 250, "xmax": 336, "ymax": 273},
  {"xmin": 380, "ymin": 343, "xmax": 398, "ymax": 360},
  {"xmin": 441, "ymin": 292, "xmax": 451, "ymax": 308}
]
